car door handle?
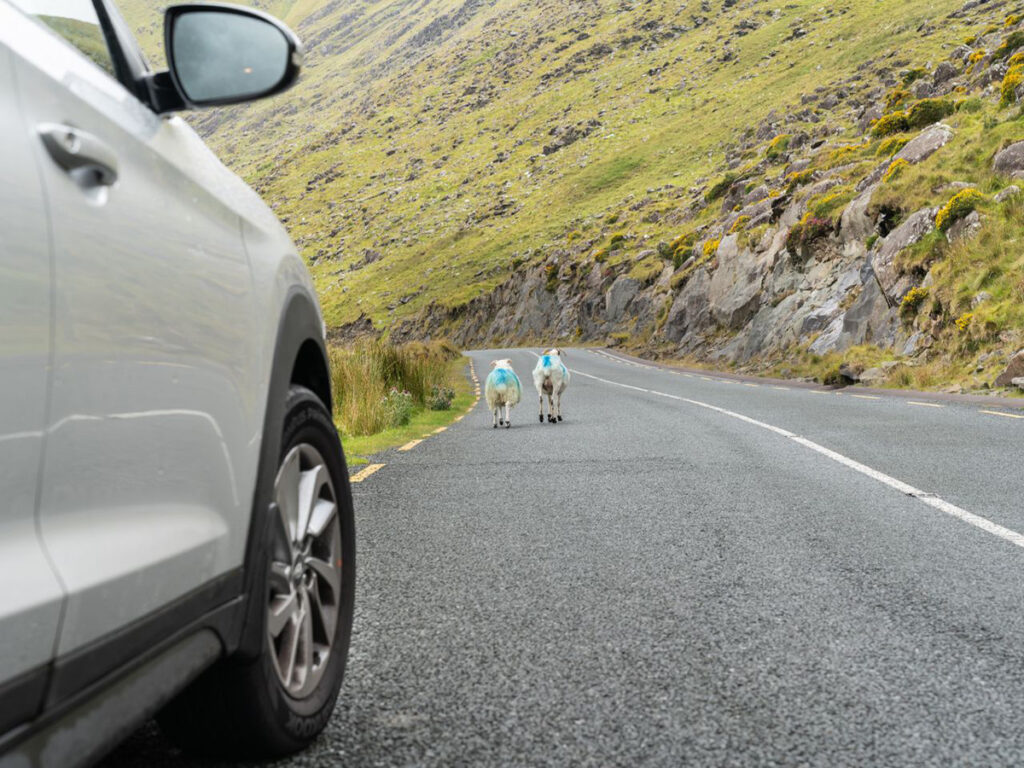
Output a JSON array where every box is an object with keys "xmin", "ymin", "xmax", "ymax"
[{"xmin": 37, "ymin": 123, "xmax": 119, "ymax": 187}]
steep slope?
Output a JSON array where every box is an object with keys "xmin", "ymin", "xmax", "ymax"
[{"xmin": 119, "ymin": 0, "xmax": 1024, "ymax": 391}]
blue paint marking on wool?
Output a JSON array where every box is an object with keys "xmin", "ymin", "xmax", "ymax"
[
  {"xmin": 560, "ymin": 363, "xmax": 568, "ymax": 376},
  {"xmin": 540, "ymin": 355, "xmax": 552, "ymax": 368}
]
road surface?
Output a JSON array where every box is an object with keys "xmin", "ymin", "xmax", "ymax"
[{"xmin": 103, "ymin": 347, "xmax": 1024, "ymax": 766}]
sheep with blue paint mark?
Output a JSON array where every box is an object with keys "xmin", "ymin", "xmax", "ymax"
[
  {"xmin": 485, "ymin": 359, "xmax": 522, "ymax": 428},
  {"xmin": 533, "ymin": 348, "xmax": 570, "ymax": 423}
]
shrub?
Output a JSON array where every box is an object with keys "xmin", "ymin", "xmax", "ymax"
[
  {"xmin": 604, "ymin": 212, "xmax": 620, "ymax": 225},
  {"xmin": 902, "ymin": 67, "xmax": 928, "ymax": 85},
  {"xmin": 593, "ymin": 247, "xmax": 609, "ymax": 263},
  {"xmin": 766, "ymin": 134, "xmax": 791, "ymax": 160},
  {"xmin": 702, "ymin": 238, "xmax": 721, "ymax": 257},
  {"xmin": 872, "ymin": 111, "xmax": 910, "ymax": 137},
  {"xmin": 877, "ymin": 136, "xmax": 909, "ymax": 156},
  {"xmin": 956, "ymin": 312, "xmax": 974, "ymax": 332},
  {"xmin": 608, "ymin": 231, "xmax": 627, "ymax": 247},
  {"xmin": 956, "ymin": 96, "xmax": 984, "ymax": 113},
  {"xmin": 885, "ymin": 86, "xmax": 912, "ymax": 111},
  {"xmin": 427, "ymin": 385, "xmax": 455, "ymax": 411},
  {"xmin": 785, "ymin": 169, "xmax": 814, "ymax": 192},
  {"xmin": 995, "ymin": 30, "xmax": 1024, "ymax": 59},
  {"xmin": 810, "ymin": 186, "xmax": 854, "ymax": 218},
  {"xmin": 544, "ymin": 263, "xmax": 559, "ymax": 292},
  {"xmin": 899, "ymin": 286, "xmax": 928, "ymax": 318},
  {"xmin": 381, "ymin": 388, "xmax": 414, "ymax": 427},
  {"xmin": 728, "ymin": 215, "xmax": 751, "ymax": 234},
  {"xmin": 566, "ymin": 229, "xmax": 583, "ymax": 242},
  {"xmin": 906, "ymin": 98, "xmax": 955, "ymax": 128},
  {"xmin": 706, "ymin": 173, "xmax": 738, "ymax": 202},
  {"xmin": 967, "ymin": 49, "xmax": 987, "ymax": 73},
  {"xmin": 935, "ymin": 188, "xmax": 985, "ymax": 231},
  {"xmin": 1001, "ymin": 59, "xmax": 1024, "ymax": 106},
  {"xmin": 785, "ymin": 215, "xmax": 833, "ymax": 255},
  {"xmin": 866, "ymin": 234, "xmax": 880, "ymax": 250},
  {"xmin": 672, "ymin": 248, "xmax": 691, "ymax": 269},
  {"xmin": 883, "ymin": 158, "xmax": 910, "ymax": 183},
  {"xmin": 1007, "ymin": 13, "xmax": 1023, "ymax": 28},
  {"xmin": 828, "ymin": 142, "xmax": 869, "ymax": 165}
]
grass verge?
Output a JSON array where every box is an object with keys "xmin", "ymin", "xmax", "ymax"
[{"xmin": 339, "ymin": 355, "xmax": 475, "ymax": 467}]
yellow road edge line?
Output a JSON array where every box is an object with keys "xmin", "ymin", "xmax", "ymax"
[
  {"xmin": 350, "ymin": 463, "xmax": 384, "ymax": 483},
  {"xmin": 399, "ymin": 439, "xmax": 422, "ymax": 451},
  {"xmin": 980, "ymin": 409, "xmax": 1024, "ymax": 420},
  {"xmin": 433, "ymin": 426, "xmax": 448, "ymax": 433},
  {"xmin": 908, "ymin": 401, "xmax": 944, "ymax": 408}
]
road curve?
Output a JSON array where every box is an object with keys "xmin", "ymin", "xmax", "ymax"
[{"xmin": 103, "ymin": 347, "xmax": 1024, "ymax": 767}]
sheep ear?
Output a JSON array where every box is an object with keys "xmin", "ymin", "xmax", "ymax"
[{"xmin": 490, "ymin": 360, "xmax": 498, "ymax": 368}]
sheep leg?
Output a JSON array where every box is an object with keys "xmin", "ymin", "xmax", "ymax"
[
  {"xmin": 555, "ymin": 390, "xmax": 563, "ymax": 422},
  {"xmin": 505, "ymin": 401, "xmax": 511, "ymax": 428},
  {"xmin": 547, "ymin": 393, "xmax": 555, "ymax": 423},
  {"xmin": 493, "ymin": 406, "xmax": 499, "ymax": 428},
  {"xmin": 538, "ymin": 393, "xmax": 544, "ymax": 423}
]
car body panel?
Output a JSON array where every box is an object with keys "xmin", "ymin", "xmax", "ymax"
[
  {"xmin": 4, "ymin": 2, "xmax": 292, "ymax": 655},
  {"xmin": 0, "ymin": 40, "xmax": 65, "ymax": 684}
]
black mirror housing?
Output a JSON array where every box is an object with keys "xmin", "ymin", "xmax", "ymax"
[{"xmin": 145, "ymin": 2, "xmax": 302, "ymax": 114}]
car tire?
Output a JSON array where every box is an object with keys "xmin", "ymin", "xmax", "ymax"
[{"xmin": 157, "ymin": 385, "xmax": 356, "ymax": 758}]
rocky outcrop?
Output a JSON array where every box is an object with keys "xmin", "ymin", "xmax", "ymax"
[{"xmin": 995, "ymin": 350, "xmax": 1024, "ymax": 387}]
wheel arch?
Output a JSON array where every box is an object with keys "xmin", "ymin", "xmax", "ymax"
[{"xmin": 234, "ymin": 288, "xmax": 335, "ymax": 659}]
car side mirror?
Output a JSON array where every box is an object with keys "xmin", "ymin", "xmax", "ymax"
[{"xmin": 145, "ymin": 3, "xmax": 302, "ymax": 114}]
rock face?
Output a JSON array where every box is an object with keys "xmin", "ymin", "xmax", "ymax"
[
  {"xmin": 995, "ymin": 351, "xmax": 1024, "ymax": 387},
  {"xmin": 894, "ymin": 124, "xmax": 954, "ymax": 165}
]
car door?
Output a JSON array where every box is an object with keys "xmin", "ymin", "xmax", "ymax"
[
  {"xmin": 0, "ymin": 33, "xmax": 65, "ymax": 733},
  {"xmin": 5, "ymin": 0, "xmax": 264, "ymax": 688}
]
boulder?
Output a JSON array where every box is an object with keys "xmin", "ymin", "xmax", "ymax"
[
  {"xmin": 912, "ymin": 80, "xmax": 935, "ymax": 99},
  {"xmin": 946, "ymin": 210, "xmax": 983, "ymax": 242},
  {"xmin": 858, "ymin": 367, "xmax": 888, "ymax": 385},
  {"xmin": 994, "ymin": 350, "xmax": 1024, "ymax": 387},
  {"xmin": 1013, "ymin": 377, "xmax": 1024, "ymax": 390},
  {"xmin": 995, "ymin": 185, "xmax": 1021, "ymax": 203},
  {"xmin": 872, "ymin": 207, "xmax": 938, "ymax": 296},
  {"xmin": 934, "ymin": 61, "xmax": 958, "ymax": 84},
  {"xmin": 993, "ymin": 142, "xmax": 1024, "ymax": 176},
  {"xmin": 894, "ymin": 124, "xmax": 954, "ymax": 165}
]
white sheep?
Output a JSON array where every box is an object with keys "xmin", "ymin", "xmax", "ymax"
[
  {"xmin": 484, "ymin": 359, "xmax": 522, "ymax": 428},
  {"xmin": 533, "ymin": 348, "xmax": 570, "ymax": 423}
]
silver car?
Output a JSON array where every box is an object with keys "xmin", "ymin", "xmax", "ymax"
[{"xmin": 0, "ymin": 1, "xmax": 355, "ymax": 765}]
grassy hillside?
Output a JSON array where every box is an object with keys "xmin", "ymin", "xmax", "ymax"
[{"xmin": 120, "ymin": 0, "xmax": 975, "ymax": 328}]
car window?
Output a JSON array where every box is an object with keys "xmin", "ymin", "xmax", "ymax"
[{"xmin": 9, "ymin": 0, "xmax": 117, "ymax": 78}]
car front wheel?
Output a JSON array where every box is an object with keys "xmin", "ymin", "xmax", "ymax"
[{"xmin": 158, "ymin": 385, "xmax": 355, "ymax": 758}]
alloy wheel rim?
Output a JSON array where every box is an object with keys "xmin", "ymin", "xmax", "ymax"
[{"xmin": 268, "ymin": 443, "xmax": 342, "ymax": 699}]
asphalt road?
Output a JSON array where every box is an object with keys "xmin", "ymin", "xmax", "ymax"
[{"xmin": 103, "ymin": 347, "xmax": 1024, "ymax": 767}]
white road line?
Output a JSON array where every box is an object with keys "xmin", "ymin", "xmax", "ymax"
[
  {"xmin": 570, "ymin": 367, "xmax": 1024, "ymax": 551},
  {"xmin": 908, "ymin": 401, "xmax": 944, "ymax": 409},
  {"xmin": 772, "ymin": 386, "xmax": 791, "ymax": 391},
  {"xmin": 852, "ymin": 394, "xmax": 882, "ymax": 401},
  {"xmin": 980, "ymin": 409, "xmax": 1024, "ymax": 420},
  {"xmin": 350, "ymin": 463, "xmax": 384, "ymax": 483}
]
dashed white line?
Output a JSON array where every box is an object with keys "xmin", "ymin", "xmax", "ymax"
[
  {"xmin": 570, "ymin": 367, "xmax": 1024, "ymax": 552},
  {"xmin": 908, "ymin": 401, "xmax": 944, "ymax": 409},
  {"xmin": 980, "ymin": 409, "xmax": 1024, "ymax": 420}
]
